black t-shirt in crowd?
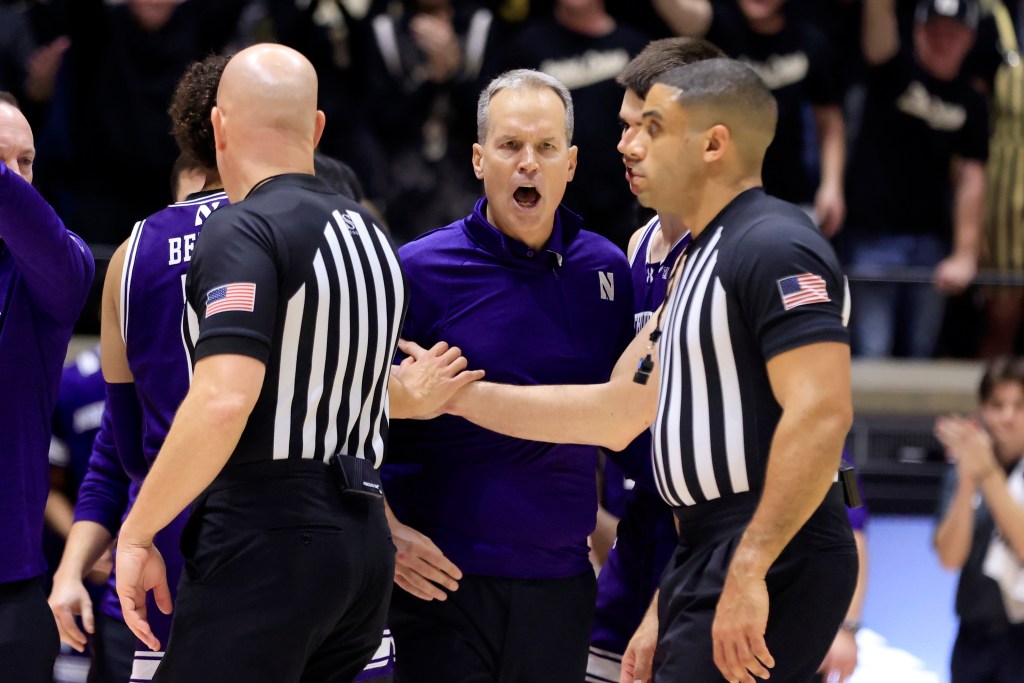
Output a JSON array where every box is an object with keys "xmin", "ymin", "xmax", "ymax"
[
  {"xmin": 845, "ymin": 48, "xmax": 989, "ymax": 242},
  {"xmin": 707, "ymin": 2, "xmax": 842, "ymax": 206}
]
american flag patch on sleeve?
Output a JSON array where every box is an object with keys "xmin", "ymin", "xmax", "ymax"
[
  {"xmin": 776, "ymin": 273, "xmax": 830, "ymax": 311},
  {"xmin": 205, "ymin": 282, "xmax": 256, "ymax": 317}
]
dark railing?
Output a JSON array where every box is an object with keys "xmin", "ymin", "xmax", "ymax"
[{"xmin": 847, "ymin": 266, "xmax": 1024, "ymax": 287}]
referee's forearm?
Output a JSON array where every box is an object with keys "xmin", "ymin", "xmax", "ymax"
[
  {"xmin": 121, "ymin": 362, "xmax": 260, "ymax": 540},
  {"xmin": 450, "ymin": 380, "xmax": 650, "ymax": 451}
]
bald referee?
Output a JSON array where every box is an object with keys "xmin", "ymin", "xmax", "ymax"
[
  {"xmin": 114, "ymin": 44, "xmax": 406, "ymax": 682},
  {"xmin": 447, "ymin": 58, "xmax": 857, "ymax": 683}
]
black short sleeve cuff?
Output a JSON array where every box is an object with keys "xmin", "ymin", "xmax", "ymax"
[
  {"xmin": 194, "ymin": 332, "xmax": 271, "ymax": 364},
  {"xmin": 762, "ymin": 327, "xmax": 850, "ymax": 361}
]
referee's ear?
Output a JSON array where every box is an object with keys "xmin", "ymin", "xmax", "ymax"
[
  {"xmin": 212, "ymin": 106, "xmax": 226, "ymax": 152},
  {"xmin": 313, "ymin": 110, "xmax": 326, "ymax": 149}
]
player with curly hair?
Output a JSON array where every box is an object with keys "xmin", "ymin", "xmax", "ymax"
[{"xmin": 47, "ymin": 54, "xmax": 229, "ymax": 682}]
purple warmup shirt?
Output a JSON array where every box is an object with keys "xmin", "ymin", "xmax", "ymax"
[
  {"xmin": 384, "ymin": 199, "xmax": 634, "ymax": 579},
  {"xmin": 74, "ymin": 411, "xmax": 131, "ymax": 536},
  {"xmin": 49, "ymin": 347, "xmax": 106, "ymax": 496},
  {"xmin": 73, "ymin": 411, "xmax": 135, "ymax": 621},
  {"xmin": 0, "ymin": 162, "xmax": 94, "ymax": 583}
]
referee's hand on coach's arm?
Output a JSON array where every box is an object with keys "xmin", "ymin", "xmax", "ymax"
[
  {"xmin": 385, "ymin": 498, "xmax": 463, "ymax": 601},
  {"xmin": 390, "ymin": 339, "xmax": 485, "ymax": 420}
]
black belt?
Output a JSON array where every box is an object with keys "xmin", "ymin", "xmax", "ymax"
[
  {"xmin": 672, "ymin": 483, "xmax": 847, "ymax": 547},
  {"xmin": 211, "ymin": 454, "xmax": 383, "ymax": 500}
]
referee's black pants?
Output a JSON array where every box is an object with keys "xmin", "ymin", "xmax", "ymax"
[
  {"xmin": 654, "ymin": 486, "xmax": 857, "ymax": 683},
  {"xmin": 155, "ymin": 460, "xmax": 395, "ymax": 683},
  {"xmin": 0, "ymin": 576, "xmax": 59, "ymax": 682},
  {"xmin": 389, "ymin": 570, "xmax": 597, "ymax": 683}
]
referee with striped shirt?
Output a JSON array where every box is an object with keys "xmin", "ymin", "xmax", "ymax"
[
  {"xmin": 449, "ymin": 58, "xmax": 857, "ymax": 683},
  {"xmin": 114, "ymin": 45, "xmax": 406, "ymax": 682}
]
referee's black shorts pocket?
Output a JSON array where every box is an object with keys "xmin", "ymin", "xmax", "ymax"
[
  {"xmin": 793, "ymin": 517, "xmax": 856, "ymax": 555},
  {"xmin": 185, "ymin": 524, "xmax": 344, "ymax": 585}
]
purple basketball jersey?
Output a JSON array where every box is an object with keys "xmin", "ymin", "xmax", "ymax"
[
  {"xmin": 590, "ymin": 217, "xmax": 689, "ymax": 675},
  {"xmin": 106, "ymin": 191, "xmax": 228, "ymax": 660},
  {"xmin": 122, "ymin": 192, "xmax": 228, "ymax": 478}
]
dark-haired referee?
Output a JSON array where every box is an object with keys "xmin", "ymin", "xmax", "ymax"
[
  {"xmin": 448, "ymin": 58, "xmax": 857, "ymax": 683},
  {"xmin": 114, "ymin": 44, "xmax": 406, "ymax": 682}
]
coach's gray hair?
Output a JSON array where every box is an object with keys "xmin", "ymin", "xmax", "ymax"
[{"xmin": 476, "ymin": 69, "xmax": 574, "ymax": 144}]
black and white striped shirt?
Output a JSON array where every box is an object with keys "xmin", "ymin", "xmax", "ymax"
[
  {"xmin": 653, "ymin": 188, "xmax": 849, "ymax": 507},
  {"xmin": 185, "ymin": 174, "xmax": 406, "ymax": 468}
]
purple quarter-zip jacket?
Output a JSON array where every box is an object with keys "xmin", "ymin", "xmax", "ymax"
[
  {"xmin": 384, "ymin": 199, "xmax": 634, "ymax": 579},
  {"xmin": 0, "ymin": 161, "xmax": 94, "ymax": 583}
]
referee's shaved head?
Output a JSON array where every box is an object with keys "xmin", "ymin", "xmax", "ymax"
[
  {"xmin": 655, "ymin": 59, "xmax": 777, "ymax": 172},
  {"xmin": 212, "ymin": 43, "xmax": 325, "ymax": 200},
  {"xmin": 218, "ymin": 44, "xmax": 319, "ymax": 139}
]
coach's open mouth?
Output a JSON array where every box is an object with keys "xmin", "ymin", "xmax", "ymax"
[{"xmin": 513, "ymin": 186, "xmax": 540, "ymax": 209}]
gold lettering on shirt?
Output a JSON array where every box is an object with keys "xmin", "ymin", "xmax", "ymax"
[
  {"xmin": 896, "ymin": 81, "xmax": 967, "ymax": 132},
  {"xmin": 738, "ymin": 52, "xmax": 809, "ymax": 91},
  {"xmin": 540, "ymin": 49, "xmax": 631, "ymax": 91}
]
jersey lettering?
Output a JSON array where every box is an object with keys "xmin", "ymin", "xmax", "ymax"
[
  {"xmin": 599, "ymin": 272, "xmax": 615, "ymax": 301},
  {"xmin": 168, "ymin": 233, "xmax": 198, "ymax": 266},
  {"xmin": 195, "ymin": 202, "xmax": 221, "ymax": 226}
]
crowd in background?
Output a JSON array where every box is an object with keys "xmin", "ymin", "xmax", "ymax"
[{"xmin": 1, "ymin": 0, "xmax": 1022, "ymax": 355}]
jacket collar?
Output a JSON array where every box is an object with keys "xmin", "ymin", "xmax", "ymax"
[{"xmin": 462, "ymin": 197, "xmax": 582, "ymax": 268}]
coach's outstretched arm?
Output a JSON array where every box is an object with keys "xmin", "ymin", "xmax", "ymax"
[
  {"xmin": 442, "ymin": 312, "xmax": 661, "ymax": 451},
  {"xmin": 712, "ymin": 341, "xmax": 853, "ymax": 683}
]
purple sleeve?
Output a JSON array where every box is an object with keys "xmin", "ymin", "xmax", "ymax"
[
  {"xmin": 73, "ymin": 409, "xmax": 130, "ymax": 535},
  {"xmin": 0, "ymin": 162, "xmax": 95, "ymax": 324},
  {"xmin": 105, "ymin": 382, "xmax": 147, "ymax": 481}
]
